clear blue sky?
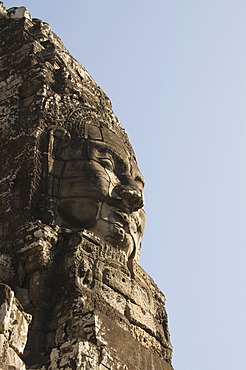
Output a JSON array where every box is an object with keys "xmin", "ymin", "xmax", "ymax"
[{"xmin": 4, "ymin": 1, "xmax": 246, "ymax": 369}]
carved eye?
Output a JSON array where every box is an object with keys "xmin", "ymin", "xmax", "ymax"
[{"xmin": 99, "ymin": 158, "xmax": 114, "ymax": 170}]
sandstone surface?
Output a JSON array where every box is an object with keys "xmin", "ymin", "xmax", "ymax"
[{"xmin": 0, "ymin": 3, "xmax": 173, "ymax": 369}]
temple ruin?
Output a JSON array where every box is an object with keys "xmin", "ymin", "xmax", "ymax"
[{"xmin": 0, "ymin": 3, "xmax": 173, "ymax": 369}]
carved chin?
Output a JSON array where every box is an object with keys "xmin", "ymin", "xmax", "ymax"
[
  {"xmin": 89, "ymin": 220, "xmax": 135, "ymax": 258},
  {"xmin": 104, "ymin": 224, "xmax": 125, "ymax": 244}
]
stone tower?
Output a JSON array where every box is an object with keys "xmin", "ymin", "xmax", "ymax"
[{"xmin": 0, "ymin": 3, "xmax": 173, "ymax": 369}]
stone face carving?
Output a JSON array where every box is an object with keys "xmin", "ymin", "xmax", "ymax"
[
  {"xmin": 43, "ymin": 125, "xmax": 145, "ymax": 260},
  {"xmin": 0, "ymin": 4, "xmax": 173, "ymax": 369}
]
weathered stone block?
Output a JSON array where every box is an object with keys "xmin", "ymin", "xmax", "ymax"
[
  {"xmin": 100, "ymin": 284, "xmax": 127, "ymax": 315},
  {"xmin": 49, "ymin": 340, "xmax": 99, "ymax": 370},
  {"xmin": 0, "ymin": 334, "xmax": 26, "ymax": 370},
  {"xmin": 0, "ymin": 284, "xmax": 31, "ymax": 355},
  {"xmin": 130, "ymin": 279, "xmax": 151, "ymax": 310},
  {"xmin": 0, "ymin": 254, "xmax": 14, "ymax": 283},
  {"xmin": 102, "ymin": 266, "xmax": 131, "ymax": 297},
  {"xmin": 0, "ymin": 284, "xmax": 31, "ymax": 369},
  {"xmin": 49, "ymin": 314, "xmax": 173, "ymax": 370},
  {"xmin": 126, "ymin": 300, "xmax": 161, "ymax": 337}
]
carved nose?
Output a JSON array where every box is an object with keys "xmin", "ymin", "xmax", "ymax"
[{"xmin": 114, "ymin": 186, "xmax": 144, "ymax": 211}]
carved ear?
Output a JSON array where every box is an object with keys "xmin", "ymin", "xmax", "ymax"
[
  {"xmin": 30, "ymin": 127, "xmax": 71, "ymax": 225},
  {"xmin": 32, "ymin": 127, "xmax": 71, "ymax": 225},
  {"xmin": 47, "ymin": 126, "xmax": 71, "ymax": 171},
  {"xmin": 45, "ymin": 125, "xmax": 70, "ymax": 194}
]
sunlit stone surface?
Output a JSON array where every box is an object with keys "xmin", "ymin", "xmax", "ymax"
[{"xmin": 0, "ymin": 3, "xmax": 173, "ymax": 369}]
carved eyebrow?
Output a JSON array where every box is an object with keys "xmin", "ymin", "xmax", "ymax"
[
  {"xmin": 90, "ymin": 143, "xmax": 143, "ymax": 179},
  {"xmin": 97, "ymin": 156, "xmax": 115, "ymax": 168}
]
